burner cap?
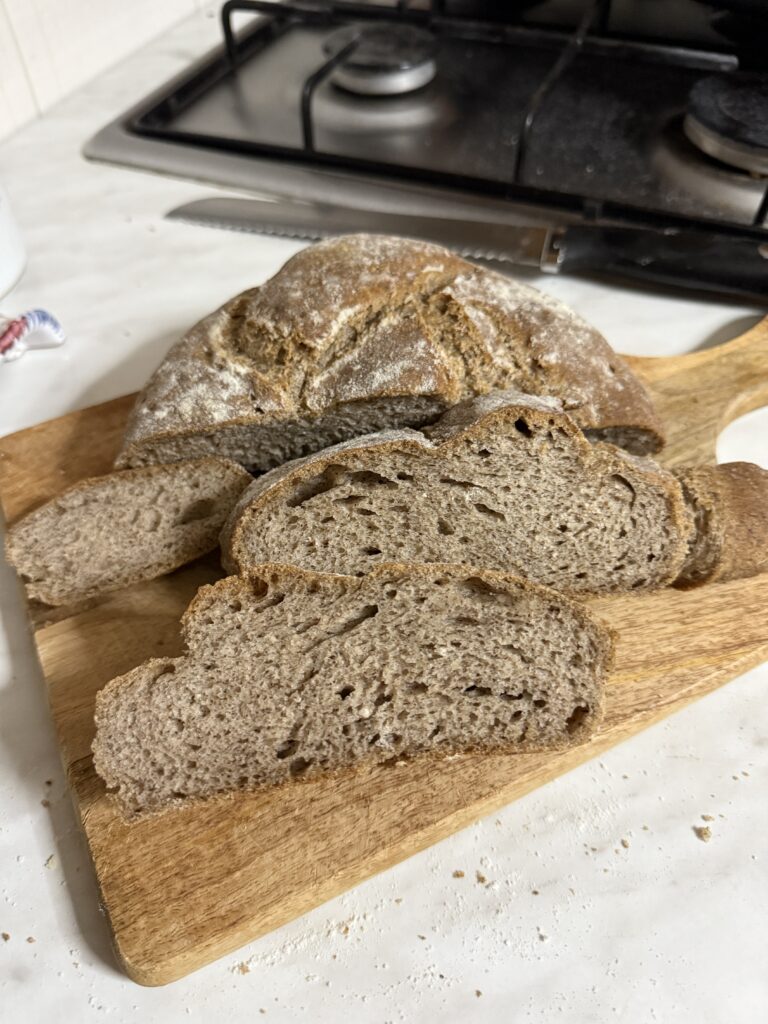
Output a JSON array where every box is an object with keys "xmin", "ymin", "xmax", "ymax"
[
  {"xmin": 323, "ymin": 24, "xmax": 438, "ymax": 97},
  {"xmin": 684, "ymin": 74, "xmax": 768, "ymax": 175}
]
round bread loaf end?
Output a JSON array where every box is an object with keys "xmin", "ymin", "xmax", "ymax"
[{"xmin": 116, "ymin": 235, "xmax": 664, "ymax": 473}]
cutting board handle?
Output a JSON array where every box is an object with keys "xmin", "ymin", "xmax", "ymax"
[{"xmin": 626, "ymin": 315, "xmax": 768, "ymax": 467}]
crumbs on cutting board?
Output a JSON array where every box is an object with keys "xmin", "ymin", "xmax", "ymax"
[{"xmin": 693, "ymin": 825, "xmax": 712, "ymax": 842}]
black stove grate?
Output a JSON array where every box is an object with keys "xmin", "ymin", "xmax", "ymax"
[{"xmin": 129, "ymin": 0, "xmax": 767, "ymax": 237}]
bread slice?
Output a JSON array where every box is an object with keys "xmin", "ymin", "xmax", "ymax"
[
  {"xmin": 221, "ymin": 391, "xmax": 692, "ymax": 594},
  {"xmin": 116, "ymin": 235, "xmax": 664, "ymax": 473},
  {"xmin": 676, "ymin": 462, "xmax": 768, "ymax": 586},
  {"xmin": 5, "ymin": 458, "xmax": 251, "ymax": 606},
  {"xmin": 92, "ymin": 562, "xmax": 613, "ymax": 817}
]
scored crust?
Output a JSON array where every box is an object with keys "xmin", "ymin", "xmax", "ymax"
[{"xmin": 116, "ymin": 235, "xmax": 664, "ymax": 472}]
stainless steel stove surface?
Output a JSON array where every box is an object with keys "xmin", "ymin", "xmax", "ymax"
[{"xmin": 85, "ymin": 0, "xmax": 768, "ymax": 296}]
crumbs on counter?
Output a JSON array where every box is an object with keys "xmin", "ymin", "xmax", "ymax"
[
  {"xmin": 701, "ymin": 814, "xmax": 715, "ymax": 822},
  {"xmin": 452, "ymin": 870, "xmax": 465, "ymax": 879},
  {"xmin": 475, "ymin": 871, "xmax": 487, "ymax": 884},
  {"xmin": 41, "ymin": 799, "xmax": 50, "ymax": 808},
  {"xmin": 620, "ymin": 838, "xmax": 630, "ymax": 849},
  {"xmin": 2, "ymin": 932, "xmax": 9, "ymax": 942},
  {"xmin": 26, "ymin": 936, "xmax": 36, "ymax": 944},
  {"xmin": 237, "ymin": 962, "xmax": 250, "ymax": 975},
  {"xmin": 475, "ymin": 990, "xmax": 482, "ymax": 998},
  {"xmin": 693, "ymin": 825, "xmax": 712, "ymax": 842}
]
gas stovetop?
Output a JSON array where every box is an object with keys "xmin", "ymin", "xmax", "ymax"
[{"xmin": 86, "ymin": 0, "xmax": 768, "ymax": 293}]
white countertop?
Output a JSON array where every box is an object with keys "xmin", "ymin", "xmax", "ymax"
[{"xmin": 1, "ymin": 8, "xmax": 767, "ymax": 1021}]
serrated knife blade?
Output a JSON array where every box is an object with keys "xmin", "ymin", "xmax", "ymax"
[{"xmin": 166, "ymin": 197, "xmax": 563, "ymax": 270}]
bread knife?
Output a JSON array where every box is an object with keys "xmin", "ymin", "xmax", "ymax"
[{"xmin": 166, "ymin": 197, "xmax": 768, "ymax": 302}]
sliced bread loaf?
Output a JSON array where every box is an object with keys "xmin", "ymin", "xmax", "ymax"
[
  {"xmin": 5, "ymin": 458, "xmax": 251, "ymax": 606},
  {"xmin": 92, "ymin": 562, "xmax": 613, "ymax": 817},
  {"xmin": 676, "ymin": 462, "xmax": 768, "ymax": 586},
  {"xmin": 221, "ymin": 391, "xmax": 692, "ymax": 594},
  {"xmin": 116, "ymin": 235, "xmax": 664, "ymax": 473}
]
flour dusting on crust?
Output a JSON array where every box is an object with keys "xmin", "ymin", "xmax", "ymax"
[{"xmin": 118, "ymin": 235, "xmax": 663, "ymax": 470}]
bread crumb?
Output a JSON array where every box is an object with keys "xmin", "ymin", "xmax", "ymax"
[
  {"xmin": 341, "ymin": 925, "xmax": 349, "ymax": 936},
  {"xmin": 475, "ymin": 871, "xmax": 487, "ymax": 884},
  {"xmin": 237, "ymin": 962, "xmax": 250, "ymax": 975},
  {"xmin": 732, "ymin": 775, "xmax": 739, "ymax": 781},
  {"xmin": 45, "ymin": 855, "xmax": 56, "ymax": 870},
  {"xmin": 45, "ymin": 780, "xmax": 52, "ymax": 787},
  {"xmin": 641, "ymin": 825, "xmax": 649, "ymax": 831},
  {"xmin": 417, "ymin": 934, "xmax": 426, "ymax": 941},
  {"xmin": 537, "ymin": 928, "xmax": 549, "ymax": 942},
  {"xmin": 701, "ymin": 814, "xmax": 714, "ymax": 822},
  {"xmin": 41, "ymin": 799, "xmax": 50, "ymax": 808},
  {"xmin": 620, "ymin": 838, "xmax": 630, "ymax": 849},
  {"xmin": 475, "ymin": 990, "xmax": 482, "ymax": 998},
  {"xmin": 693, "ymin": 826, "xmax": 712, "ymax": 842},
  {"xmin": 2, "ymin": 933, "xmax": 9, "ymax": 942},
  {"xmin": 452, "ymin": 870, "xmax": 465, "ymax": 879},
  {"xmin": 26, "ymin": 936, "xmax": 35, "ymax": 944},
  {"xmin": 742, "ymin": 771, "xmax": 749, "ymax": 777},
  {"xmin": 531, "ymin": 889, "xmax": 539, "ymax": 895},
  {"xmin": 259, "ymin": 1011, "xmax": 266, "ymax": 1016}
]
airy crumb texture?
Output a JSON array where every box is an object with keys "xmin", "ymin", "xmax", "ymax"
[
  {"xmin": 5, "ymin": 458, "xmax": 251, "ymax": 606},
  {"xmin": 92, "ymin": 562, "xmax": 612, "ymax": 818},
  {"xmin": 116, "ymin": 234, "xmax": 663, "ymax": 472},
  {"xmin": 223, "ymin": 391, "xmax": 692, "ymax": 594}
]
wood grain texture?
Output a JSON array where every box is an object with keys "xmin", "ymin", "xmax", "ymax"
[{"xmin": 1, "ymin": 318, "xmax": 767, "ymax": 986}]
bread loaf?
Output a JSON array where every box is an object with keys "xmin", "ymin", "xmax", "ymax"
[
  {"xmin": 5, "ymin": 458, "xmax": 251, "ymax": 606},
  {"xmin": 222, "ymin": 390, "xmax": 692, "ymax": 594},
  {"xmin": 116, "ymin": 235, "xmax": 664, "ymax": 473},
  {"xmin": 92, "ymin": 562, "xmax": 613, "ymax": 817}
]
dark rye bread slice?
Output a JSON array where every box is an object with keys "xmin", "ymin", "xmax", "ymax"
[
  {"xmin": 92, "ymin": 562, "xmax": 613, "ymax": 817},
  {"xmin": 116, "ymin": 235, "xmax": 664, "ymax": 473},
  {"xmin": 221, "ymin": 391, "xmax": 692, "ymax": 595},
  {"xmin": 676, "ymin": 462, "xmax": 768, "ymax": 586},
  {"xmin": 5, "ymin": 458, "xmax": 251, "ymax": 606}
]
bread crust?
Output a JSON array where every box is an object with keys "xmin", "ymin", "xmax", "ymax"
[
  {"xmin": 221, "ymin": 390, "xmax": 691, "ymax": 589},
  {"xmin": 116, "ymin": 236, "xmax": 664, "ymax": 471},
  {"xmin": 675, "ymin": 462, "xmax": 768, "ymax": 587}
]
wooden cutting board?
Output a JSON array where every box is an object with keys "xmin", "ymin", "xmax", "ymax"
[{"xmin": 1, "ymin": 316, "xmax": 767, "ymax": 986}]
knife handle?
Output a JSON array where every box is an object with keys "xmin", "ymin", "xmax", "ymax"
[{"xmin": 556, "ymin": 226, "xmax": 768, "ymax": 303}]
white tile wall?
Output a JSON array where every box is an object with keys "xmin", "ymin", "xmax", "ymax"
[
  {"xmin": 0, "ymin": 3, "xmax": 37, "ymax": 138},
  {"xmin": 0, "ymin": 0, "xmax": 196, "ymax": 141}
]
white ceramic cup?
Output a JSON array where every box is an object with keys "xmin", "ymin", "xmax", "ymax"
[{"xmin": 0, "ymin": 181, "xmax": 26, "ymax": 298}]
